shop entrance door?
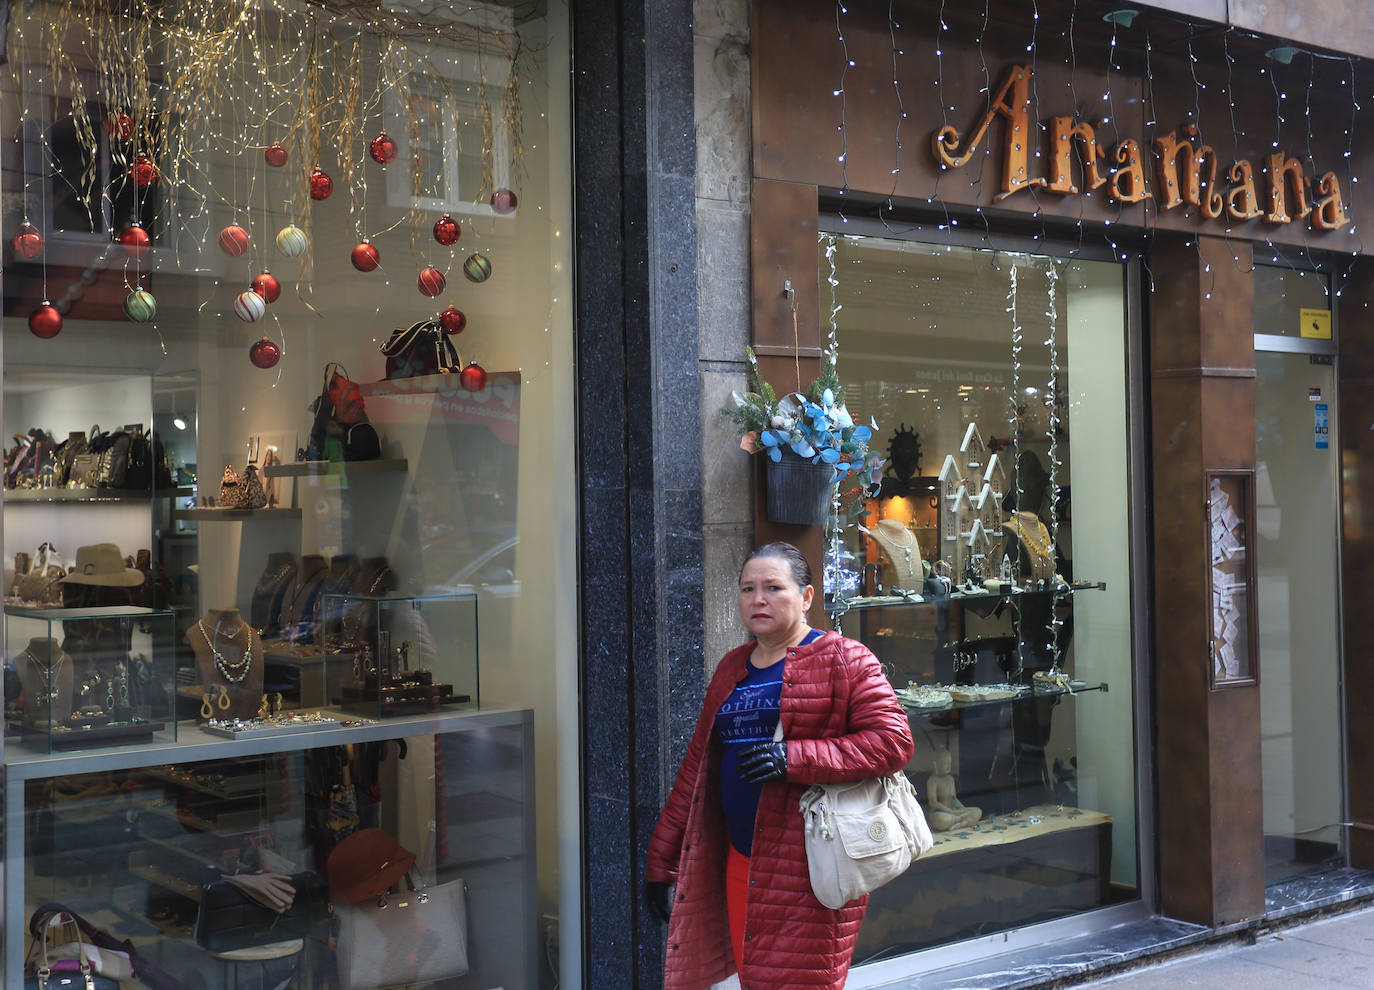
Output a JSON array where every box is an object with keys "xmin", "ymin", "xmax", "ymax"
[{"xmin": 1253, "ymin": 264, "xmax": 1346, "ymax": 886}]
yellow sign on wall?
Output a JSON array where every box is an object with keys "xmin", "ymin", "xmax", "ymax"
[{"xmin": 1301, "ymin": 308, "xmax": 1332, "ymax": 340}]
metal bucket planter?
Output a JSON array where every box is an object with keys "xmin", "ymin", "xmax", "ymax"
[{"xmin": 765, "ymin": 456, "xmax": 836, "ymax": 526}]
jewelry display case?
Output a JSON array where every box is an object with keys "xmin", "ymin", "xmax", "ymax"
[
  {"xmin": 830, "ymin": 583, "xmax": 1119, "ymax": 957},
  {"xmin": 321, "ymin": 591, "xmax": 479, "ymax": 718},
  {"xmin": 4, "ymin": 605, "xmax": 176, "ymax": 753}
]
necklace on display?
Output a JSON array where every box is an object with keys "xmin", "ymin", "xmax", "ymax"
[
  {"xmin": 24, "ymin": 648, "xmax": 64, "ymax": 705},
  {"xmin": 875, "ymin": 521, "xmax": 916, "ymax": 573},
  {"xmin": 1013, "ymin": 517, "xmax": 1052, "ymax": 560},
  {"xmin": 366, "ymin": 566, "xmax": 392, "ymax": 595},
  {"xmin": 198, "ymin": 618, "xmax": 254, "ymax": 683}
]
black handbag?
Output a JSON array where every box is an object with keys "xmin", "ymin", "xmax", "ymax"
[
  {"xmin": 300, "ymin": 364, "xmax": 381, "ymax": 462},
  {"xmin": 193, "ymin": 872, "xmax": 328, "ymax": 952},
  {"xmin": 379, "ymin": 320, "xmax": 462, "ymax": 380}
]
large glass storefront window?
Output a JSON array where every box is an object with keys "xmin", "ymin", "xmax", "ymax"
[
  {"xmin": 820, "ymin": 233, "xmax": 1139, "ymax": 960},
  {"xmin": 1, "ymin": 0, "xmax": 574, "ymax": 985}
]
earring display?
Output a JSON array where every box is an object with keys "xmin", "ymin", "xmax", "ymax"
[{"xmin": 323, "ymin": 592, "xmax": 478, "ymax": 718}]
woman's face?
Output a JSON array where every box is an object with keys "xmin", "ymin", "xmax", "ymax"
[{"xmin": 738, "ymin": 555, "xmax": 814, "ymax": 641}]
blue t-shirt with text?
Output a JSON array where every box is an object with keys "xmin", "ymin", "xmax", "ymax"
[{"xmin": 717, "ymin": 629, "xmax": 822, "ymax": 855}]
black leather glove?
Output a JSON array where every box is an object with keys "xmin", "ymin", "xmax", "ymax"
[
  {"xmin": 643, "ymin": 879, "xmax": 672, "ymax": 924},
  {"xmin": 737, "ymin": 740, "xmax": 788, "ymax": 783}
]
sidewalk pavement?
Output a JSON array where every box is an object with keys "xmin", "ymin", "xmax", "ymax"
[{"xmin": 1074, "ymin": 905, "xmax": 1374, "ymax": 989}]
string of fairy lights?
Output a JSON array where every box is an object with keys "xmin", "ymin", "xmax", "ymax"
[
  {"xmin": 6, "ymin": 0, "xmax": 526, "ymax": 383},
  {"xmin": 824, "ymin": 1, "xmax": 1365, "ymax": 667}
]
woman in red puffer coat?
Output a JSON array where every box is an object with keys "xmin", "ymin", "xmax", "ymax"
[{"xmin": 645, "ymin": 542, "xmax": 914, "ymax": 990}]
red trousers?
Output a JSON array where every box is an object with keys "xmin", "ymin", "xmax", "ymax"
[{"xmin": 726, "ymin": 844, "xmax": 750, "ymax": 973}]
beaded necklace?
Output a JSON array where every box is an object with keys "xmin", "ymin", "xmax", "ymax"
[{"xmin": 198, "ymin": 617, "xmax": 254, "ymax": 683}]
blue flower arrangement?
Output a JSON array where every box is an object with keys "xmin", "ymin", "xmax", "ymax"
[{"xmin": 725, "ymin": 346, "xmax": 883, "ymax": 487}]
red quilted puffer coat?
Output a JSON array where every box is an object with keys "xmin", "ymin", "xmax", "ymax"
[{"xmin": 645, "ymin": 630, "xmax": 914, "ymax": 990}]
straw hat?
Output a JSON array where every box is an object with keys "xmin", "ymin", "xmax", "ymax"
[{"xmin": 60, "ymin": 544, "xmax": 144, "ymax": 587}]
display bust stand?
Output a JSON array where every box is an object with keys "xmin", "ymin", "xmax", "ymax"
[{"xmin": 187, "ymin": 607, "xmax": 265, "ymax": 720}]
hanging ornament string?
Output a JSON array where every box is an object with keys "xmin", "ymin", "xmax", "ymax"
[
  {"xmin": 833, "ymin": 0, "xmax": 852, "ymax": 218},
  {"xmin": 1045, "ymin": 263, "xmax": 1064, "ymax": 665},
  {"xmin": 1007, "ymin": 262, "xmax": 1024, "ymax": 586},
  {"xmin": 822, "ymin": 231, "xmax": 847, "ymax": 617}
]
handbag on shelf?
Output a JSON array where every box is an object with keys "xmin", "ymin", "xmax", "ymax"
[
  {"xmin": 333, "ymin": 871, "xmax": 469, "ymax": 990},
  {"xmin": 218, "ymin": 465, "xmax": 246, "ymax": 508},
  {"xmin": 300, "ymin": 363, "xmax": 380, "ymax": 463},
  {"xmin": 16, "ymin": 543, "xmax": 66, "ymax": 605},
  {"xmin": 50, "ymin": 433, "xmax": 89, "ymax": 488},
  {"xmin": 239, "ymin": 439, "xmax": 268, "ymax": 509},
  {"xmin": 797, "ymin": 770, "xmax": 932, "ymax": 909},
  {"xmin": 379, "ymin": 319, "xmax": 462, "ymax": 380},
  {"xmin": 24, "ymin": 908, "xmax": 121, "ymax": 990},
  {"xmin": 193, "ymin": 871, "xmax": 327, "ymax": 952},
  {"xmin": 26, "ymin": 902, "xmax": 190, "ymax": 990},
  {"xmin": 95, "ymin": 427, "xmax": 134, "ymax": 489},
  {"xmin": 68, "ymin": 428, "xmax": 104, "ymax": 489}
]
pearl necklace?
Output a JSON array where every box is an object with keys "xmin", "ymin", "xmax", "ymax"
[{"xmin": 198, "ymin": 618, "xmax": 254, "ymax": 683}]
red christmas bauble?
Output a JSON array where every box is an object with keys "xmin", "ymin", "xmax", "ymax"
[
  {"xmin": 218, "ymin": 224, "xmax": 251, "ymax": 257},
  {"xmin": 459, "ymin": 362, "xmax": 487, "ymax": 392},
  {"xmin": 249, "ymin": 337, "xmax": 281, "ymax": 369},
  {"xmin": 369, "ymin": 132, "xmax": 398, "ymax": 164},
  {"xmin": 351, "ymin": 241, "xmax": 381, "ymax": 272},
  {"xmin": 103, "ymin": 111, "xmax": 134, "ymax": 142},
  {"xmin": 130, "ymin": 153, "xmax": 159, "ymax": 188},
  {"xmin": 117, "ymin": 223, "xmax": 151, "ymax": 257},
  {"xmin": 490, "ymin": 188, "xmax": 518, "ymax": 214},
  {"xmin": 251, "ymin": 272, "xmax": 282, "ymax": 303},
  {"xmin": 433, "ymin": 214, "xmax": 460, "ymax": 246},
  {"xmin": 12, "ymin": 223, "xmax": 43, "ymax": 260},
  {"xmin": 418, "ymin": 266, "xmax": 446, "ymax": 297},
  {"xmin": 309, "ymin": 167, "xmax": 333, "ymax": 200},
  {"xmin": 28, "ymin": 303, "xmax": 62, "ymax": 339},
  {"xmin": 438, "ymin": 306, "xmax": 467, "ymax": 335},
  {"xmin": 265, "ymin": 143, "xmax": 288, "ymax": 167}
]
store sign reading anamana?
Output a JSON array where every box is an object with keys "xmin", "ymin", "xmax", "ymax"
[{"xmin": 932, "ymin": 64, "xmax": 1348, "ymax": 232}]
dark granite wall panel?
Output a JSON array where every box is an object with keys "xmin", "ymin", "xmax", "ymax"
[{"xmin": 574, "ymin": 0, "xmax": 702, "ymax": 987}]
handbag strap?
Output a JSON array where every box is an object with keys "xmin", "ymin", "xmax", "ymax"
[
  {"xmin": 28, "ymin": 910, "xmax": 95, "ymax": 990},
  {"xmin": 378, "ymin": 324, "xmax": 427, "ymax": 357},
  {"xmin": 437, "ymin": 329, "xmax": 462, "ymax": 373}
]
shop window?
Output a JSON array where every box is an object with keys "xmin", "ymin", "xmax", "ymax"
[
  {"xmin": 821, "ymin": 233, "xmax": 1140, "ymax": 960},
  {"xmin": 1, "ymin": 0, "xmax": 573, "ymax": 987}
]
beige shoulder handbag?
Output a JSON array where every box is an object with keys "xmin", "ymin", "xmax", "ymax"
[{"xmin": 797, "ymin": 770, "xmax": 933, "ymax": 909}]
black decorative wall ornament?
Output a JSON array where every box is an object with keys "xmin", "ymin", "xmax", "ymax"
[{"xmin": 881, "ymin": 423, "xmax": 923, "ymax": 497}]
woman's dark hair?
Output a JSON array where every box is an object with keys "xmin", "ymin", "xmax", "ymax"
[{"xmin": 740, "ymin": 542, "xmax": 812, "ymax": 589}]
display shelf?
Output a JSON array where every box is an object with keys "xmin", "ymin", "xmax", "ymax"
[
  {"xmin": 172, "ymin": 507, "xmax": 301, "ymax": 521},
  {"xmin": 920, "ymin": 804, "xmax": 1113, "ymax": 860},
  {"xmin": 3, "ymin": 706, "xmax": 526, "ymax": 778},
  {"xmin": 263, "ymin": 458, "xmax": 408, "ymax": 479},
  {"xmin": 358, "ymin": 370, "xmax": 520, "ymax": 398},
  {"xmin": 129, "ymin": 851, "xmax": 202, "ymax": 902},
  {"xmin": 4, "ymin": 486, "xmax": 194, "ymax": 503},
  {"xmin": 897, "ymin": 681, "xmax": 1108, "ymax": 716},
  {"xmin": 826, "ymin": 580, "xmax": 1107, "ymax": 614}
]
